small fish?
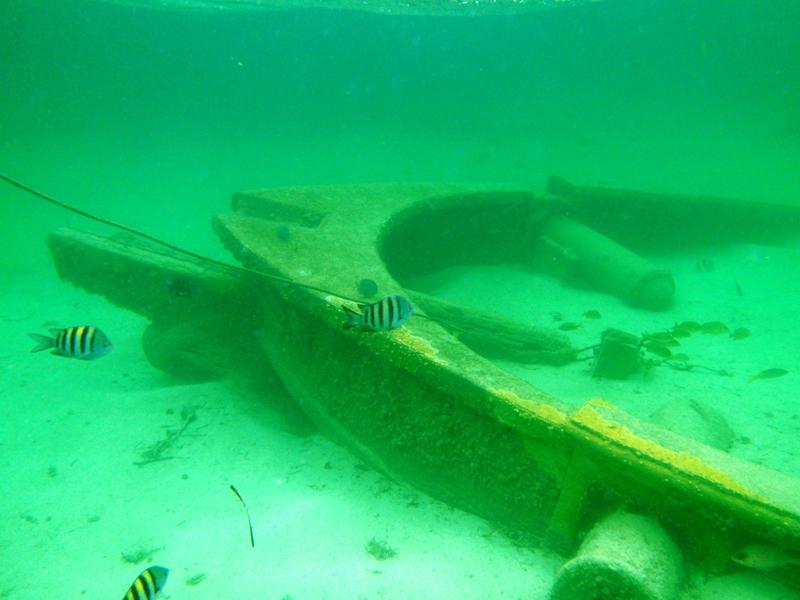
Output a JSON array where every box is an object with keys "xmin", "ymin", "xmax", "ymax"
[
  {"xmin": 550, "ymin": 311, "xmax": 564, "ymax": 322},
  {"xmin": 675, "ymin": 321, "xmax": 701, "ymax": 333},
  {"xmin": 643, "ymin": 341, "xmax": 672, "ymax": 359},
  {"xmin": 732, "ymin": 544, "xmax": 800, "ymax": 570},
  {"xmin": 730, "ymin": 327, "xmax": 751, "ymax": 341},
  {"xmin": 749, "ymin": 368, "xmax": 789, "ymax": 383},
  {"xmin": 343, "ymin": 295, "xmax": 413, "ymax": 331},
  {"xmin": 644, "ymin": 332, "xmax": 679, "ymax": 346},
  {"xmin": 123, "ymin": 565, "xmax": 169, "ymax": 599},
  {"xmin": 29, "ymin": 326, "xmax": 113, "ymax": 360},
  {"xmin": 583, "ymin": 309, "xmax": 601, "ymax": 319},
  {"xmin": 558, "ymin": 321, "xmax": 582, "ymax": 331},
  {"xmin": 700, "ymin": 321, "xmax": 729, "ymax": 335},
  {"xmin": 670, "ymin": 328, "xmax": 691, "ymax": 339}
]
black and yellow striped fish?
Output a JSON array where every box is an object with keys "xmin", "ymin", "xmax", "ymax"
[
  {"xmin": 343, "ymin": 294, "xmax": 414, "ymax": 331},
  {"xmin": 122, "ymin": 565, "xmax": 169, "ymax": 600},
  {"xmin": 28, "ymin": 325, "xmax": 113, "ymax": 360}
]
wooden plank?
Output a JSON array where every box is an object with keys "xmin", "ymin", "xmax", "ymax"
[{"xmin": 547, "ymin": 175, "xmax": 800, "ymax": 250}]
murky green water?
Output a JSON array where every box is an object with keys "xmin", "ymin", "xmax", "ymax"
[{"xmin": 1, "ymin": 1, "xmax": 799, "ymax": 598}]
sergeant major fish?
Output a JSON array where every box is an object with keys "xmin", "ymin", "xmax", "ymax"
[
  {"xmin": 123, "ymin": 565, "xmax": 169, "ymax": 600},
  {"xmin": 344, "ymin": 295, "xmax": 413, "ymax": 331},
  {"xmin": 29, "ymin": 325, "xmax": 113, "ymax": 360}
]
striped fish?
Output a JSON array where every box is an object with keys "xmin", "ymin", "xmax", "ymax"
[
  {"xmin": 343, "ymin": 294, "xmax": 414, "ymax": 331},
  {"xmin": 122, "ymin": 566, "xmax": 169, "ymax": 600},
  {"xmin": 28, "ymin": 325, "xmax": 113, "ymax": 360}
]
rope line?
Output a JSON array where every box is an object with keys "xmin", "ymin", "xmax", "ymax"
[{"xmin": 0, "ymin": 172, "xmax": 362, "ymax": 303}]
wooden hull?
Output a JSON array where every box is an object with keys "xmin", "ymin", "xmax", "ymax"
[{"xmin": 48, "ymin": 182, "xmax": 800, "ymax": 581}]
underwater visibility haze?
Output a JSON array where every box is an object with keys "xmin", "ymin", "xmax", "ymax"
[{"xmin": 1, "ymin": 0, "xmax": 800, "ymax": 598}]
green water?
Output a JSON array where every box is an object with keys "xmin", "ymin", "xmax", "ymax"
[
  {"xmin": 2, "ymin": 0, "xmax": 799, "ymax": 598},
  {"xmin": 2, "ymin": 0, "xmax": 798, "ymax": 275}
]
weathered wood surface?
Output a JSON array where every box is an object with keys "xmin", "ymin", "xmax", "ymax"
[
  {"xmin": 46, "ymin": 182, "xmax": 800, "ymax": 585},
  {"xmin": 47, "ymin": 228, "xmax": 260, "ymax": 323},
  {"xmin": 547, "ymin": 175, "xmax": 800, "ymax": 249},
  {"xmin": 409, "ymin": 290, "xmax": 576, "ymax": 365},
  {"xmin": 212, "ymin": 182, "xmax": 800, "ymax": 565}
]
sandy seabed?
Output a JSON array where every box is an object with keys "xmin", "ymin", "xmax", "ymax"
[{"xmin": 0, "ymin": 269, "xmax": 563, "ymax": 599}]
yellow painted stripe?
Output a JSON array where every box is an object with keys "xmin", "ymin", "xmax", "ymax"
[
  {"xmin": 570, "ymin": 400, "xmax": 754, "ymax": 497},
  {"xmin": 490, "ymin": 387, "xmax": 567, "ymax": 426}
]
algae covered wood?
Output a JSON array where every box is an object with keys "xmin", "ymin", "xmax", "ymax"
[
  {"xmin": 378, "ymin": 187, "xmax": 674, "ymax": 310},
  {"xmin": 44, "ymin": 182, "xmax": 800, "ymax": 584},
  {"xmin": 213, "ymin": 182, "xmax": 800, "ymax": 563},
  {"xmin": 214, "ymin": 183, "xmax": 574, "ymax": 535},
  {"xmin": 47, "ymin": 228, "xmax": 260, "ymax": 323},
  {"xmin": 47, "ymin": 227, "xmax": 272, "ymax": 383},
  {"xmin": 564, "ymin": 400, "xmax": 800, "ymax": 567},
  {"xmin": 547, "ymin": 175, "xmax": 800, "ymax": 249},
  {"xmin": 534, "ymin": 215, "xmax": 675, "ymax": 310},
  {"xmin": 409, "ymin": 290, "xmax": 575, "ymax": 365}
]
